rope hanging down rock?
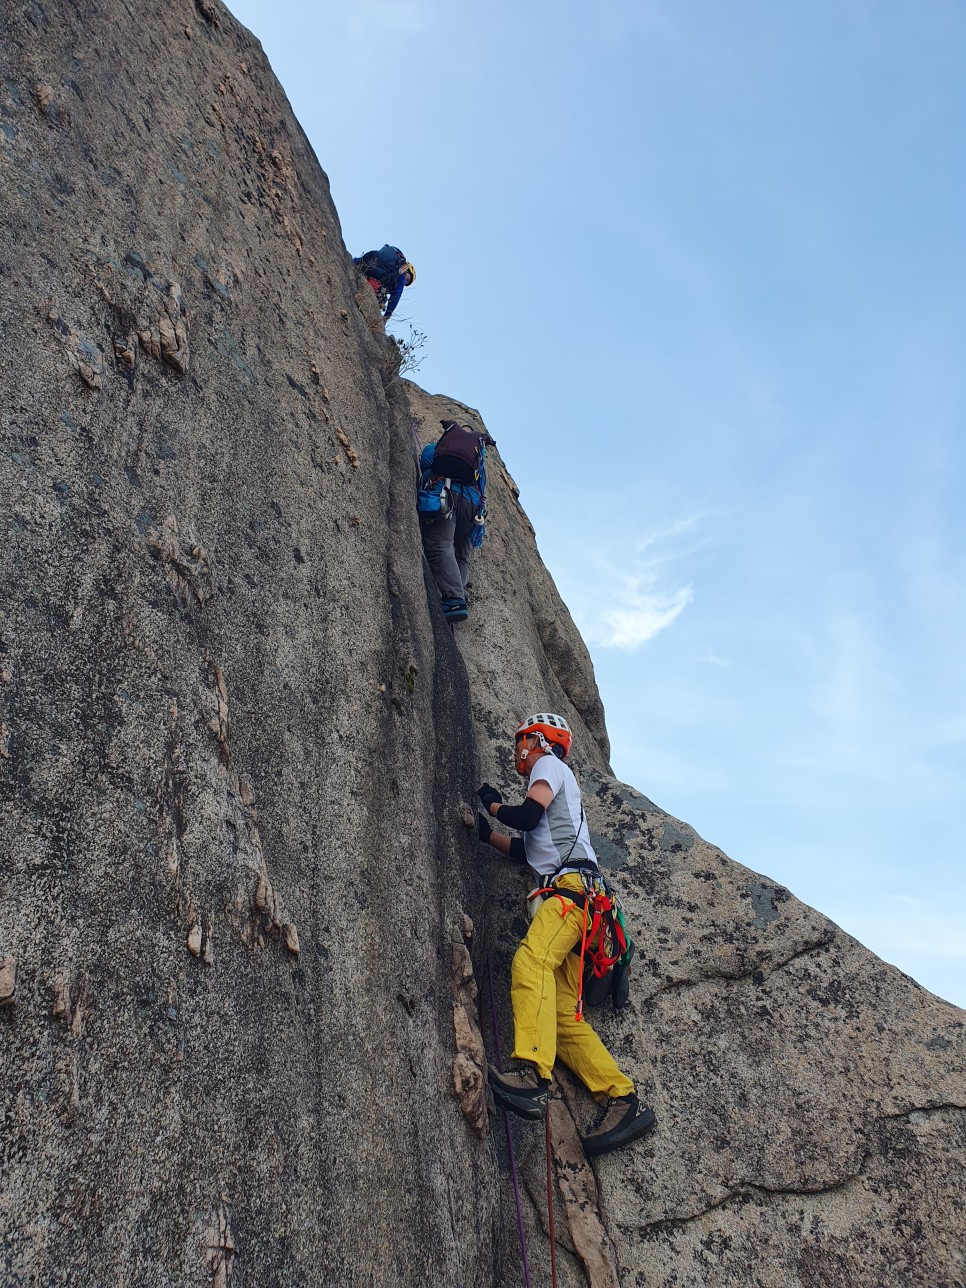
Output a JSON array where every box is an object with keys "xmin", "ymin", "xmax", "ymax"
[
  {"xmin": 485, "ymin": 953, "xmax": 533, "ymax": 1288},
  {"xmin": 545, "ymin": 1105, "xmax": 558, "ymax": 1288}
]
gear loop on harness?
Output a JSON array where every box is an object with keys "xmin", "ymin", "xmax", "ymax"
[{"xmin": 526, "ymin": 868, "xmax": 629, "ymax": 1020}]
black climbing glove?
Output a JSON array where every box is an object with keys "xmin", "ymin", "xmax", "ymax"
[
  {"xmin": 477, "ymin": 814, "xmax": 493, "ymax": 846},
  {"xmin": 477, "ymin": 783, "xmax": 503, "ymax": 812}
]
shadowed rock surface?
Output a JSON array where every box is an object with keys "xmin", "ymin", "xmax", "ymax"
[{"xmin": 1, "ymin": 2, "xmax": 963, "ymax": 1286}]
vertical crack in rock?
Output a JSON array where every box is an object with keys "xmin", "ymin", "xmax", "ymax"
[
  {"xmin": 52, "ymin": 971, "xmax": 92, "ymax": 1039},
  {"xmin": 207, "ymin": 660, "xmax": 232, "ymax": 766},
  {"xmin": 3, "ymin": 2, "xmax": 963, "ymax": 1284},
  {"xmin": 51, "ymin": 970, "xmax": 93, "ymax": 1109},
  {"xmin": 157, "ymin": 705, "xmax": 187, "ymax": 889},
  {"xmin": 228, "ymin": 773, "xmax": 297, "ymax": 956}
]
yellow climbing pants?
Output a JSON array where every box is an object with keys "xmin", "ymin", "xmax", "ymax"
[{"xmin": 511, "ymin": 873, "xmax": 635, "ymax": 1100}]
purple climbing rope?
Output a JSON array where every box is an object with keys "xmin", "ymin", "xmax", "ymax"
[{"xmin": 485, "ymin": 952, "xmax": 533, "ymax": 1288}]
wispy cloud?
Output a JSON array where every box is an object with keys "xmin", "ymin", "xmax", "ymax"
[
  {"xmin": 702, "ymin": 647, "xmax": 731, "ymax": 668},
  {"xmin": 590, "ymin": 584, "xmax": 692, "ymax": 650},
  {"xmin": 556, "ymin": 513, "xmax": 704, "ymax": 651}
]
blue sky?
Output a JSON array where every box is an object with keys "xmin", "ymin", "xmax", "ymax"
[{"xmin": 230, "ymin": 0, "xmax": 966, "ymax": 1007}]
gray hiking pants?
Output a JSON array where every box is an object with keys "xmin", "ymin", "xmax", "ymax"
[{"xmin": 421, "ymin": 490, "xmax": 476, "ymax": 602}]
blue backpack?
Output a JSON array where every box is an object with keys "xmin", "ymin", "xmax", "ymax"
[
  {"xmin": 417, "ymin": 475, "xmax": 453, "ymax": 524},
  {"xmin": 416, "ymin": 431, "xmax": 487, "ymax": 544}
]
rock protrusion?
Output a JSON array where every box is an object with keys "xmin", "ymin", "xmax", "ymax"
[
  {"xmin": 136, "ymin": 278, "xmax": 190, "ymax": 373},
  {"xmin": 186, "ymin": 902, "xmax": 215, "ymax": 965},
  {"xmin": 451, "ymin": 915, "xmax": 488, "ymax": 1136},
  {"xmin": 147, "ymin": 516, "xmax": 211, "ymax": 612},
  {"xmin": 550, "ymin": 1083, "xmax": 622, "ymax": 1288},
  {"xmin": 0, "ymin": 954, "xmax": 17, "ymax": 1007},
  {"xmin": 202, "ymin": 1196, "xmax": 235, "ymax": 1288},
  {"xmin": 47, "ymin": 306, "xmax": 104, "ymax": 389}
]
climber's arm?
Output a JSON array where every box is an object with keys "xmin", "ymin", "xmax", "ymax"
[
  {"xmin": 478, "ymin": 816, "xmax": 527, "ymax": 863},
  {"xmin": 487, "ymin": 778, "xmax": 553, "ymax": 831},
  {"xmin": 383, "ymin": 273, "xmax": 405, "ymax": 320}
]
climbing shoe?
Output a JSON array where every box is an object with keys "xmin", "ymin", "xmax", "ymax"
[
  {"xmin": 441, "ymin": 597, "xmax": 469, "ymax": 623},
  {"xmin": 582, "ymin": 1094, "xmax": 656, "ymax": 1157},
  {"xmin": 488, "ymin": 1063, "xmax": 550, "ymax": 1120}
]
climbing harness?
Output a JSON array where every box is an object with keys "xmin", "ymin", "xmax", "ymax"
[
  {"xmin": 484, "ymin": 954, "xmax": 533, "ymax": 1288},
  {"xmin": 528, "ymin": 868, "xmax": 633, "ymax": 1020}
]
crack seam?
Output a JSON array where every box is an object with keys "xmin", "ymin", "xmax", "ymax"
[
  {"xmin": 641, "ymin": 931, "xmax": 837, "ymax": 1004},
  {"xmin": 630, "ymin": 1152, "xmax": 870, "ymax": 1235},
  {"xmin": 628, "ymin": 1103, "xmax": 966, "ymax": 1235},
  {"xmin": 884, "ymin": 1102, "xmax": 966, "ymax": 1120}
]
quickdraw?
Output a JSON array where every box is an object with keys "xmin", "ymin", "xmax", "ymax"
[{"xmin": 528, "ymin": 872, "xmax": 630, "ymax": 1021}]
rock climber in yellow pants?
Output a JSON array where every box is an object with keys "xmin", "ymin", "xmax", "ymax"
[{"xmin": 477, "ymin": 712, "xmax": 656, "ymax": 1157}]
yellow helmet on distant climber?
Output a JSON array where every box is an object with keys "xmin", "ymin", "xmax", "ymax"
[
  {"xmin": 515, "ymin": 712, "xmax": 572, "ymax": 764},
  {"xmin": 403, "ymin": 262, "xmax": 416, "ymax": 286}
]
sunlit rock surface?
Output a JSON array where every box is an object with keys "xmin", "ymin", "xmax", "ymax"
[{"xmin": 1, "ymin": 2, "xmax": 963, "ymax": 1285}]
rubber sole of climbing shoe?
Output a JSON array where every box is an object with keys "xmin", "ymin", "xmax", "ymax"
[
  {"xmin": 442, "ymin": 603, "xmax": 468, "ymax": 622},
  {"xmin": 582, "ymin": 1104, "xmax": 656, "ymax": 1157},
  {"xmin": 488, "ymin": 1068, "xmax": 549, "ymax": 1121}
]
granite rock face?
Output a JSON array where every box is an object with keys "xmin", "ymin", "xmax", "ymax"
[
  {"xmin": 1, "ymin": 3, "xmax": 963, "ymax": 1287},
  {"xmin": 407, "ymin": 388, "xmax": 966, "ymax": 1288},
  {"xmin": 1, "ymin": 2, "xmax": 491, "ymax": 1284}
]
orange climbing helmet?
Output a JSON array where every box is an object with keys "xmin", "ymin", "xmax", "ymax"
[{"xmin": 514, "ymin": 712, "xmax": 572, "ymax": 768}]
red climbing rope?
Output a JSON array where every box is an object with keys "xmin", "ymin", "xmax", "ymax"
[
  {"xmin": 545, "ymin": 1104, "xmax": 558, "ymax": 1288},
  {"xmin": 575, "ymin": 896, "xmax": 590, "ymax": 1021}
]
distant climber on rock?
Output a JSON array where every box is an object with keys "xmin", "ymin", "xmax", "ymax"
[
  {"xmin": 352, "ymin": 244, "xmax": 415, "ymax": 320},
  {"xmin": 477, "ymin": 712, "xmax": 657, "ymax": 1157},
  {"xmin": 417, "ymin": 420, "xmax": 491, "ymax": 624}
]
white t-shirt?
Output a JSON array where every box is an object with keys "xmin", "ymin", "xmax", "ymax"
[{"xmin": 523, "ymin": 753, "xmax": 597, "ymax": 878}]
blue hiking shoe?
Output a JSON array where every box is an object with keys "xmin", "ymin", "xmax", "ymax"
[{"xmin": 441, "ymin": 597, "xmax": 468, "ymax": 622}]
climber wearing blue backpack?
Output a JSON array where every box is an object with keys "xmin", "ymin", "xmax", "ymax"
[
  {"xmin": 417, "ymin": 420, "xmax": 491, "ymax": 624},
  {"xmin": 352, "ymin": 244, "xmax": 415, "ymax": 320}
]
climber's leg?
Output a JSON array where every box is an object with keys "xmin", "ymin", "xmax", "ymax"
[
  {"xmin": 421, "ymin": 514, "xmax": 464, "ymax": 601},
  {"xmin": 553, "ymin": 952, "xmax": 635, "ymax": 1100},
  {"xmin": 452, "ymin": 495, "xmax": 475, "ymax": 594},
  {"xmin": 509, "ymin": 894, "xmax": 584, "ymax": 1080}
]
